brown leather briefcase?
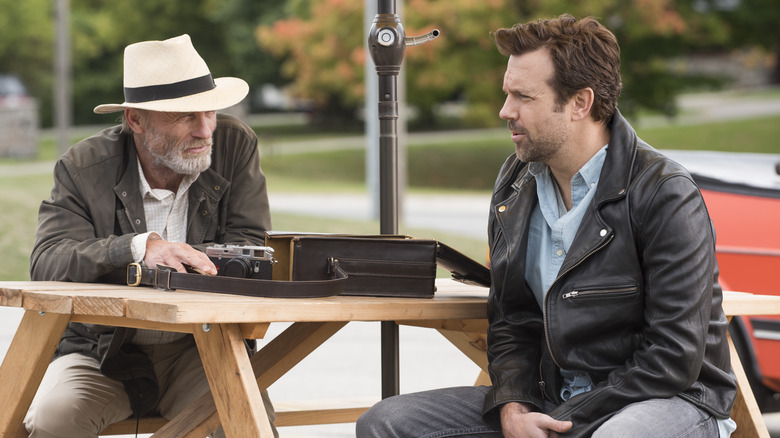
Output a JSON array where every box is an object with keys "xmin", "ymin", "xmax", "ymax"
[{"xmin": 265, "ymin": 232, "xmax": 490, "ymax": 298}]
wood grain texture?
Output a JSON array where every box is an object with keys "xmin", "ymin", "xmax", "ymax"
[{"xmin": 193, "ymin": 323, "xmax": 275, "ymax": 438}]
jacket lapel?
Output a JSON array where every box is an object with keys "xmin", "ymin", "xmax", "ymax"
[
  {"xmin": 558, "ymin": 109, "xmax": 638, "ymax": 276},
  {"xmin": 186, "ymin": 168, "xmax": 229, "ymax": 244},
  {"xmin": 494, "ymin": 168, "xmax": 537, "ymax": 302},
  {"xmin": 114, "ymin": 141, "xmax": 145, "ymax": 235}
]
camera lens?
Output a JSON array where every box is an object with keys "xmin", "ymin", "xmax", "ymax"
[{"xmin": 223, "ymin": 258, "xmax": 252, "ymax": 278}]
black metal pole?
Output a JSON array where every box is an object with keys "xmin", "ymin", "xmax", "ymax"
[
  {"xmin": 369, "ymin": 0, "xmax": 403, "ymax": 399},
  {"xmin": 369, "ymin": 0, "xmax": 438, "ymax": 400},
  {"xmin": 378, "ymin": 73, "xmax": 400, "ymax": 399}
]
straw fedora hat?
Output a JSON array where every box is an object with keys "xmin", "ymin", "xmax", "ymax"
[{"xmin": 94, "ymin": 34, "xmax": 248, "ymax": 114}]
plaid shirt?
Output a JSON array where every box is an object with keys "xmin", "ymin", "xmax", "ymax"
[{"xmin": 131, "ymin": 159, "xmax": 197, "ymax": 345}]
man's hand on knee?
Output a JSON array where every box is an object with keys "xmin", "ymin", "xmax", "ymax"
[{"xmin": 500, "ymin": 402, "xmax": 572, "ymax": 438}]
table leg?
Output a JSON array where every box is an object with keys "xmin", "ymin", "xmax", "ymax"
[
  {"xmin": 0, "ymin": 310, "xmax": 70, "ymax": 438},
  {"xmin": 437, "ymin": 329, "xmax": 488, "ymax": 371},
  {"xmin": 193, "ymin": 322, "xmax": 274, "ymax": 438},
  {"xmin": 728, "ymin": 333, "xmax": 771, "ymax": 438},
  {"xmin": 437, "ymin": 330, "xmax": 491, "ymax": 386},
  {"xmin": 155, "ymin": 322, "xmax": 347, "ymax": 437}
]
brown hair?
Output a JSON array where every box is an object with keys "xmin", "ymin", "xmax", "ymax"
[{"xmin": 493, "ymin": 14, "xmax": 621, "ymax": 123}]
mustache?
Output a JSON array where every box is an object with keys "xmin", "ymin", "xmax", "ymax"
[
  {"xmin": 189, "ymin": 137, "xmax": 213, "ymax": 147},
  {"xmin": 508, "ymin": 122, "xmax": 526, "ymax": 134},
  {"xmin": 180, "ymin": 137, "xmax": 213, "ymax": 151}
]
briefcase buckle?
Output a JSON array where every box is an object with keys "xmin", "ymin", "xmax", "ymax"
[{"xmin": 127, "ymin": 263, "xmax": 142, "ymax": 287}]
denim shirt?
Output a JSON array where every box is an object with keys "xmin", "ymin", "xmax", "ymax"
[{"xmin": 525, "ymin": 146, "xmax": 607, "ymax": 401}]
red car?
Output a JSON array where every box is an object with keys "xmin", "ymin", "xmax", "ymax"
[{"xmin": 666, "ymin": 150, "xmax": 780, "ymax": 411}]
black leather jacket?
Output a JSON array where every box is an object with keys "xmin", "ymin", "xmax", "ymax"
[{"xmin": 482, "ymin": 110, "xmax": 737, "ymax": 436}]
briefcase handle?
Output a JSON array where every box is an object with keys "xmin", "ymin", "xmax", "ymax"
[{"xmin": 126, "ymin": 259, "xmax": 347, "ymax": 298}]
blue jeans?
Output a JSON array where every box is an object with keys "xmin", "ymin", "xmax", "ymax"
[{"xmin": 355, "ymin": 386, "xmax": 719, "ymax": 438}]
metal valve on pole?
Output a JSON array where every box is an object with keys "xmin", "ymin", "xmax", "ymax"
[{"xmin": 367, "ymin": 0, "xmax": 439, "ymax": 399}]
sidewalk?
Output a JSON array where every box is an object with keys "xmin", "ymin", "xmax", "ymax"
[
  {"xmin": 637, "ymin": 87, "xmax": 780, "ymax": 128},
  {"xmin": 268, "ymin": 191, "xmax": 490, "ymax": 241}
]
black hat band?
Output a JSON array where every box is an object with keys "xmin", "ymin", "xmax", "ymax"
[{"xmin": 123, "ymin": 74, "xmax": 216, "ymax": 103}]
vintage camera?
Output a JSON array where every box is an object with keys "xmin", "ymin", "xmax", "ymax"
[{"xmin": 205, "ymin": 244, "xmax": 275, "ymax": 280}]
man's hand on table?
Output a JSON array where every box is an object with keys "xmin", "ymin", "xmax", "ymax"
[{"xmin": 143, "ymin": 233, "xmax": 217, "ymax": 275}]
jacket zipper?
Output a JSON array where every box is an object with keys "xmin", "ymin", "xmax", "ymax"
[
  {"xmin": 542, "ymin": 234, "xmax": 614, "ymax": 368},
  {"xmin": 538, "ymin": 380, "xmax": 548, "ymax": 401},
  {"xmin": 539, "ymin": 360, "xmax": 554, "ymax": 402},
  {"xmin": 561, "ymin": 286, "xmax": 636, "ymax": 300}
]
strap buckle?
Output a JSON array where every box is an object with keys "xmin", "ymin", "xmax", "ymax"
[
  {"xmin": 153, "ymin": 265, "xmax": 175, "ymax": 291},
  {"xmin": 127, "ymin": 262, "xmax": 142, "ymax": 286}
]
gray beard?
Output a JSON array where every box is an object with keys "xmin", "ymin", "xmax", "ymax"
[{"xmin": 144, "ymin": 130, "xmax": 212, "ymax": 176}]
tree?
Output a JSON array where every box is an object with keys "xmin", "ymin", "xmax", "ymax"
[
  {"xmin": 402, "ymin": 0, "xmax": 514, "ymax": 127},
  {"xmin": 0, "ymin": 0, "xmax": 311, "ymax": 127},
  {"xmin": 257, "ymin": 0, "xmax": 511, "ymax": 128},
  {"xmin": 530, "ymin": 0, "xmax": 733, "ymax": 118},
  {"xmin": 257, "ymin": 0, "xmax": 749, "ymax": 127},
  {"xmin": 6, "ymin": 1, "xmax": 767, "ymax": 129},
  {"xmin": 712, "ymin": 0, "xmax": 780, "ymax": 83},
  {"xmin": 0, "ymin": 0, "xmax": 54, "ymax": 125},
  {"xmin": 70, "ymin": 0, "xmax": 237, "ymax": 125},
  {"xmin": 257, "ymin": 0, "xmax": 368, "ymax": 127},
  {"xmin": 211, "ymin": 0, "xmax": 289, "ymax": 110},
  {"xmin": 66, "ymin": 0, "xmax": 290, "ymax": 125}
]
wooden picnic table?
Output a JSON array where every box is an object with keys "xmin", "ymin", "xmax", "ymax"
[{"xmin": 0, "ymin": 279, "xmax": 776, "ymax": 437}]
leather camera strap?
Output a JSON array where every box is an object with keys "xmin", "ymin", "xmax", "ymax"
[{"xmin": 126, "ymin": 260, "xmax": 347, "ymax": 298}]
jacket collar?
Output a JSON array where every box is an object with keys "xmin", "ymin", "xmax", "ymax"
[{"xmin": 592, "ymin": 109, "xmax": 638, "ymax": 206}]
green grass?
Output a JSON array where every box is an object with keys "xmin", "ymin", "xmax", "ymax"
[
  {"xmin": 260, "ymin": 115, "xmax": 780, "ymax": 191},
  {"xmin": 0, "ymin": 173, "xmax": 54, "ymax": 280},
  {"xmin": 635, "ymin": 115, "xmax": 780, "ymax": 154}
]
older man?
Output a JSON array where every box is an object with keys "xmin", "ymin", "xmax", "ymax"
[{"xmin": 26, "ymin": 35, "xmax": 275, "ymax": 438}]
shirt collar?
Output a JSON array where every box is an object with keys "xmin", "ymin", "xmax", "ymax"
[
  {"xmin": 578, "ymin": 145, "xmax": 608, "ymax": 189},
  {"xmin": 136, "ymin": 158, "xmax": 197, "ymax": 200},
  {"xmin": 528, "ymin": 145, "xmax": 609, "ymax": 213},
  {"xmin": 528, "ymin": 145, "xmax": 609, "ymax": 187}
]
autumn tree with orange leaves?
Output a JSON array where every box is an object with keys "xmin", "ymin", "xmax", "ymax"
[
  {"xmin": 257, "ymin": 0, "xmax": 511, "ymax": 127},
  {"xmin": 259, "ymin": 0, "xmax": 761, "ymax": 128}
]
